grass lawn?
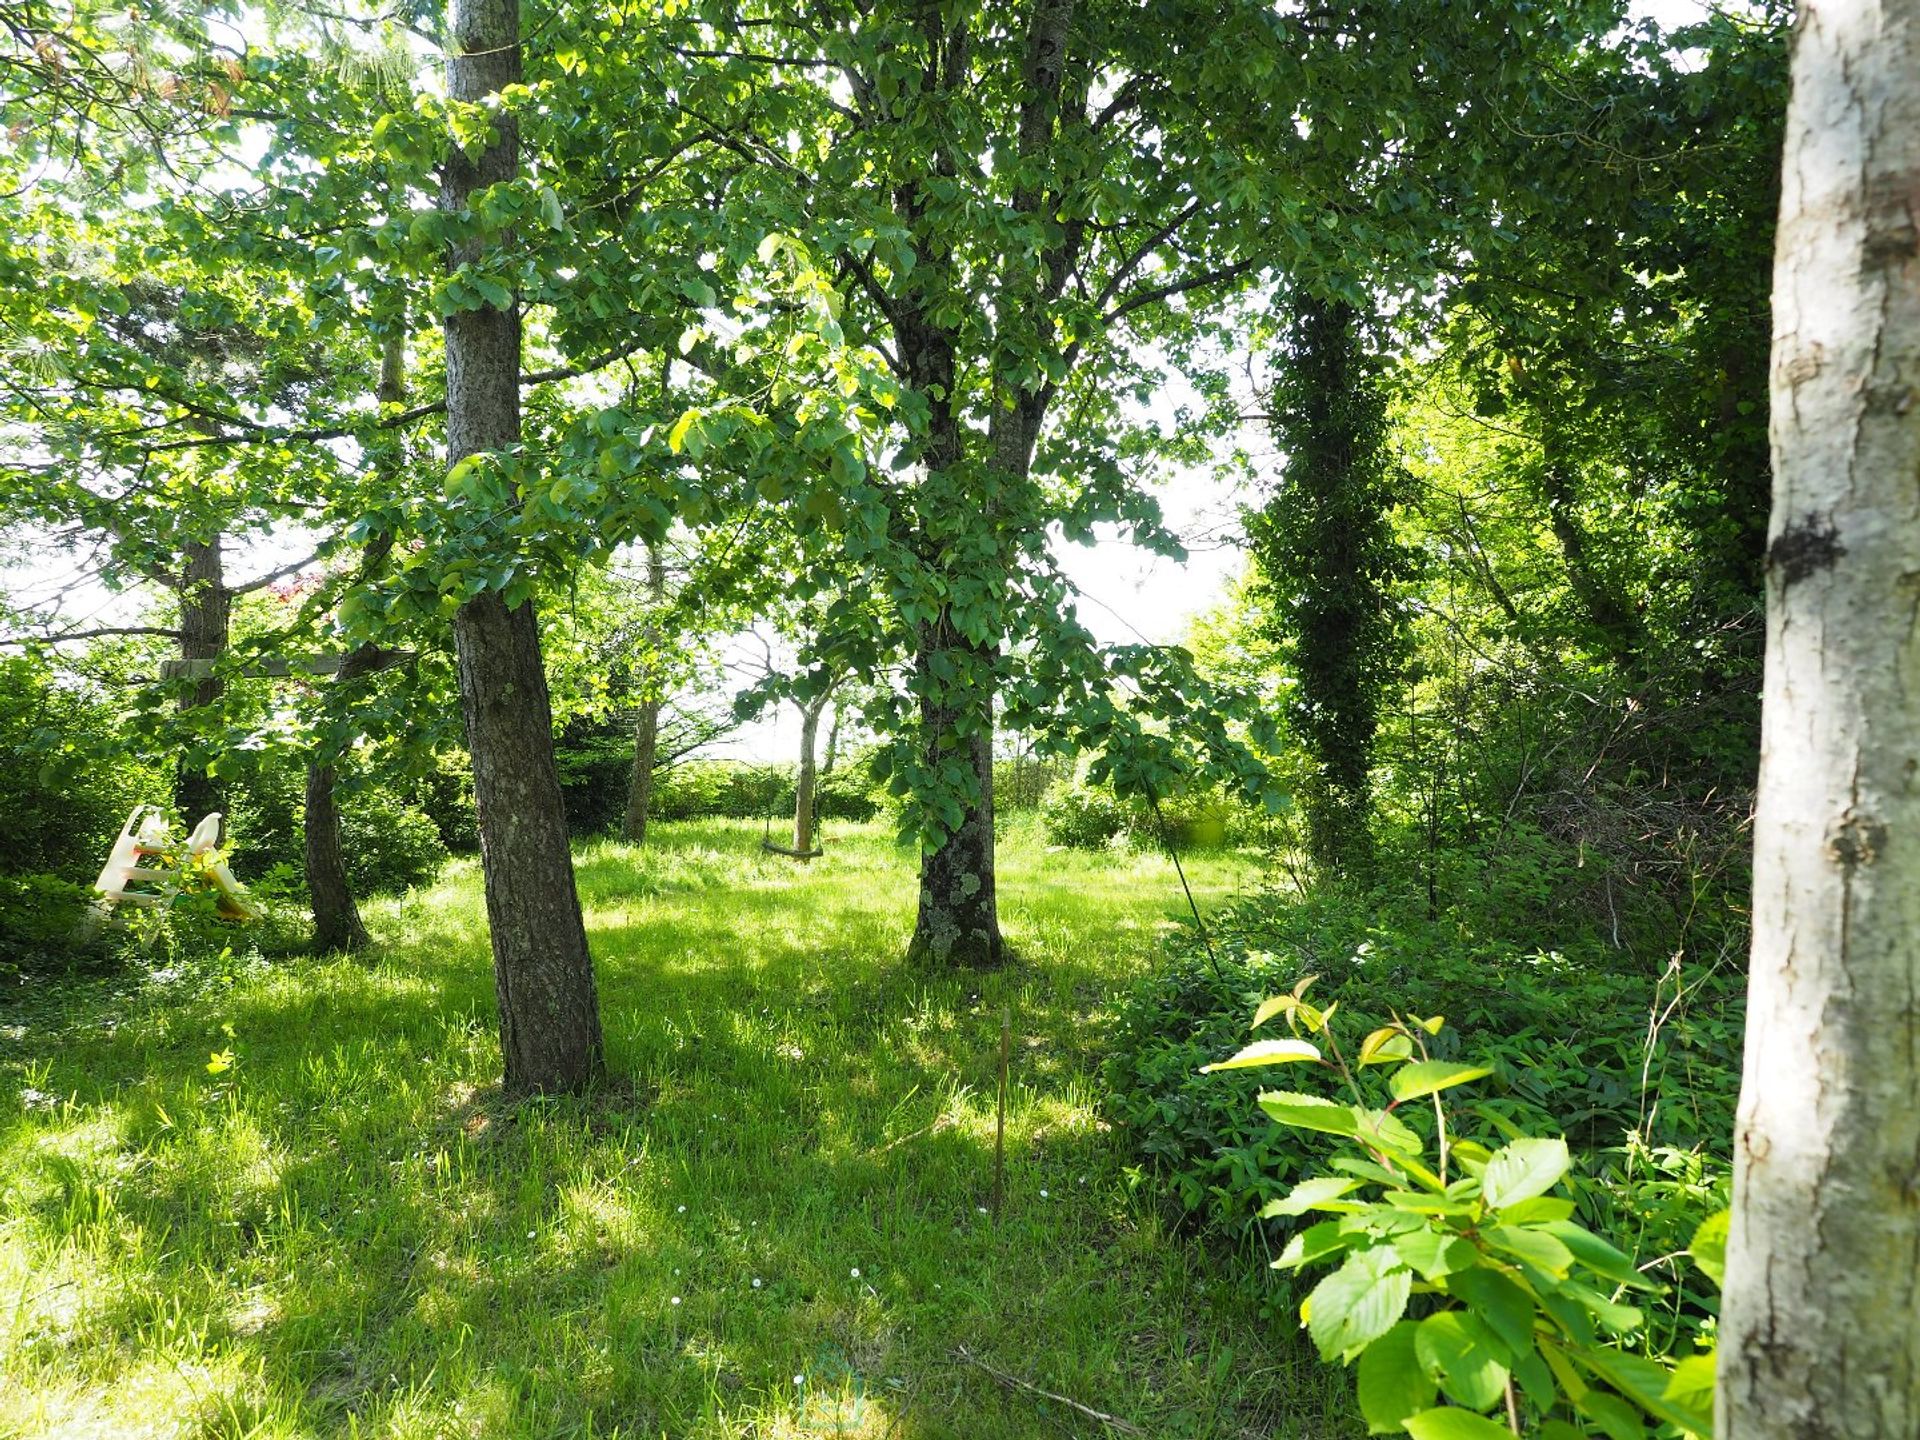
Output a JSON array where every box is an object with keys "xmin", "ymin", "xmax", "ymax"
[{"xmin": 0, "ymin": 819, "xmax": 1353, "ymax": 1439}]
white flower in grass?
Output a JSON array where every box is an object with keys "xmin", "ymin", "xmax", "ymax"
[
  {"xmin": 752, "ymin": 1278, "xmax": 763, "ymax": 1289},
  {"xmin": 671, "ymin": 1296, "xmax": 682, "ymax": 1306},
  {"xmin": 850, "ymin": 1267, "xmax": 860, "ymax": 1279},
  {"xmin": 793, "ymin": 1374, "xmax": 805, "ymax": 1386}
]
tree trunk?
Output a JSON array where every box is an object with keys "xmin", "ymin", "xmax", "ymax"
[
  {"xmin": 792, "ymin": 697, "xmax": 825, "ymax": 857},
  {"xmin": 306, "ymin": 326, "xmax": 406, "ymax": 954},
  {"xmin": 621, "ymin": 541, "xmax": 668, "ymax": 845},
  {"xmin": 446, "ymin": 0, "xmax": 602, "ymax": 1094},
  {"xmin": 304, "ymin": 754, "xmax": 369, "ymax": 953},
  {"xmin": 907, "ymin": 635, "xmax": 1002, "ymax": 968},
  {"xmin": 174, "ymin": 535, "xmax": 230, "ymax": 830},
  {"xmin": 1536, "ymin": 435, "xmax": 1643, "ymax": 671},
  {"xmin": 821, "ymin": 701, "xmax": 842, "ymax": 777},
  {"xmin": 1718, "ymin": 5, "xmax": 1920, "ymax": 1436}
]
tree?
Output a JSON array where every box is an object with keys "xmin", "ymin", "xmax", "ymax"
[
  {"xmin": 443, "ymin": 0, "xmax": 602, "ymax": 1094},
  {"xmin": 1718, "ymin": 3, "xmax": 1920, "ymax": 1434},
  {"xmin": 1248, "ymin": 294, "xmax": 1406, "ymax": 880}
]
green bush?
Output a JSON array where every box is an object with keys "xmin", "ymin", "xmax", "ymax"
[
  {"xmin": 1204, "ymin": 990, "xmax": 1724, "ymax": 1437},
  {"xmin": 1041, "ymin": 782, "xmax": 1125, "ymax": 849},
  {"xmin": 0, "ymin": 873, "xmax": 101, "ymax": 982},
  {"xmin": 0, "ymin": 657, "xmax": 166, "ymax": 881},
  {"xmin": 223, "ymin": 759, "xmax": 448, "ymax": 896},
  {"xmin": 1106, "ymin": 892, "xmax": 1739, "ymax": 1282},
  {"xmin": 339, "ymin": 788, "xmax": 449, "ymax": 894}
]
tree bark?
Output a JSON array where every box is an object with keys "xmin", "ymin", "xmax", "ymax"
[
  {"xmin": 907, "ymin": 634, "xmax": 1002, "ymax": 968},
  {"xmin": 792, "ymin": 695, "xmax": 826, "ymax": 857},
  {"xmin": 620, "ymin": 541, "xmax": 668, "ymax": 845},
  {"xmin": 174, "ymin": 535, "xmax": 231, "ymax": 829},
  {"xmin": 1719, "ymin": 5, "xmax": 1920, "ymax": 1436},
  {"xmin": 446, "ymin": 0, "xmax": 603, "ymax": 1094},
  {"xmin": 306, "ymin": 325, "xmax": 406, "ymax": 954}
]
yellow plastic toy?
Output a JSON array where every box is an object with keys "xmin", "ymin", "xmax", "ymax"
[{"xmin": 92, "ymin": 805, "xmax": 260, "ymax": 923}]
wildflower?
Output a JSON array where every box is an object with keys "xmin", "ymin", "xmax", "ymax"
[
  {"xmin": 850, "ymin": 1267, "xmax": 860, "ymax": 1278},
  {"xmin": 671, "ymin": 1296, "xmax": 682, "ymax": 1306}
]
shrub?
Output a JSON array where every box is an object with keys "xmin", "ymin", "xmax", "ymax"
[
  {"xmin": 1200, "ymin": 991, "xmax": 1725, "ymax": 1437},
  {"xmin": 1041, "ymin": 783, "xmax": 1125, "ymax": 849},
  {"xmin": 223, "ymin": 759, "xmax": 448, "ymax": 895},
  {"xmin": 339, "ymin": 789, "xmax": 449, "ymax": 894},
  {"xmin": 0, "ymin": 873, "xmax": 102, "ymax": 982},
  {"xmin": 1105, "ymin": 892, "xmax": 1740, "ymax": 1280},
  {"xmin": 0, "ymin": 657, "xmax": 167, "ymax": 880}
]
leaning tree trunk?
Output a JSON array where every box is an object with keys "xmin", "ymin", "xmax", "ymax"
[
  {"xmin": 620, "ymin": 541, "xmax": 668, "ymax": 844},
  {"xmin": 174, "ymin": 535, "xmax": 231, "ymax": 830},
  {"xmin": 1718, "ymin": 5, "xmax": 1920, "ymax": 1436},
  {"xmin": 306, "ymin": 325, "xmax": 406, "ymax": 954},
  {"xmin": 446, "ymin": 0, "xmax": 602, "ymax": 1094},
  {"xmin": 907, "ymin": 630, "xmax": 1002, "ymax": 968}
]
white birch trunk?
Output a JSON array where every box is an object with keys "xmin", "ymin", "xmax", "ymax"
[{"xmin": 1719, "ymin": 4, "xmax": 1920, "ymax": 1435}]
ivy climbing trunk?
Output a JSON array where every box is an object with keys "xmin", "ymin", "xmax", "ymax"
[
  {"xmin": 305, "ymin": 325, "xmax": 406, "ymax": 954},
  {"xmin": 174, "ymin": 534, "xmax": 230, "ymax": 829},
  {"xmin": 446, "ymin": 0, "xmax": 603, "ymax": 1094},
  {"xmin": 620, "ymin": 541, "xmax": 667, "ymax": 845},
  {"xmin": 1253, "ymin": 295, "xmax": 1404, "ymax": 882},
  {"xmin": 1718, "ymin": 3, "xmax": 1920, "ymax": 1435},
  {"xmin": 907, "ymin": 629, "xmax": 1001, "ymax": 967}
]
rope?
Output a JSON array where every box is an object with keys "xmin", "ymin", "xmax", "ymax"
[{"xmin": 1147, "ymin": 789, "xmax": 1224, "ymax": 982}]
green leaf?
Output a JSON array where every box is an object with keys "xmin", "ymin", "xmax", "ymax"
[
  {"xmin": 1544, "ymin": 1221, "xmax": 1654, "ymax": 1290},
  {"xmin": 1688, "ymin": 1210, "xmax": 1728, "ymax": 1288},
  {"xmin": 1415, "ymin": 1311, "xmax": 1510, "ymax": 1410},
  {"xmin": 1274, "ymin": 1219, "xmax": 1351, "ymax": 1271},
  {"xmin": 1263, "ymin": 1175, "xmax": 1365, "ymax": 1217},
  {"xmin": 1201, "ymin": 1038, "xmax": 1323, "ymax": 1073},
  {"xmin": 1665, "ymin": 1352, "xmax": 1715, "ymax": 1409},
  {"xmin": 1252, "ymin": 993, "xmax": 1296, "ymax": 1029},
  {"xmin": 1393, "ymin": 1227, "xmax": 1474, "ymax": 1281},
  {"xmin": 667, "ymin": 410, "xmax": 698, "ymax": 455},
  {"xmin": 1390, "ymin": 1061, "xmax": 1491, "ymax": 1102},
  {"xmin": 1573, "ymin": 1345, "xmax": 1711, "ymax": 1436},
  {"xmin": 1485, "ymin": 1224, "xmax": 1575, "ymax": 1277},
  {"xmin": 1357, "ymin": 1323, "xmax": 1435, "ymax": 1434},
  {"xmin": 1258, "ymin": 1091, "xmax": 1363, "ymax": 1138},
  {"xmin": 1446, "ymin": 1266, "xmax": 1536, "ymax": 1357},
  {"xmin": 1359, "ymin": 1026, "xmax": 1415, "ymax": 1064},
  {"xmin": 538, "ymin": 185, "xmax": 565, "ymax": 230},
  {"xmin": 1403, "ymin": 1409, "xmax": 1514, "ymax": 1440},
  {"xmin": 1305, "ymin": 1246, "xmax": 1412, "ymax": 1362},
  {"xmin": 472, "ymin": 276, "xmax": 514, "ymax": 310},
  {"xmin": 1481, "ymin": 1137, "xmax": 1571, "ymax": 1210}
]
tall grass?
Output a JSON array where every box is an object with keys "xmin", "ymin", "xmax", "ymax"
[{"xmin": 0, "ymin": 820, "xmax": 1352, "ymax": 1438}]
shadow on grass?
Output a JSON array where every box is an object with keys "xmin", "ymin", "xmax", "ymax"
[{"xmin": 0, "ymin": 821, "xmax": 1350, "ymax": 1439}]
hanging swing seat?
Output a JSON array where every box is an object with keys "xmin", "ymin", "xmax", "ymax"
[{"xmin": 760, "ymin": 838, "xmax": 823, "ymax": 859}]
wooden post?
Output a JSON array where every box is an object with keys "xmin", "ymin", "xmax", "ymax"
[{"xmin": 992, "ymin": 1005, "xmax": 1010, "ymax": 1216}]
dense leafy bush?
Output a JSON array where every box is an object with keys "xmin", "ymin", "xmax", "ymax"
[
  {"xmin": 0, "ymin": 873, "xmax": 100, "ymax": 981},
  {"xmin": 224, "ymin": 759, "xmax": 449, "ymax": 895},
  {"xmin": 0, "ymin": 657, "xmax": 167, "ymax": 879},
  {"xmin": 1041, "ymin": 782, "xmax": 1125, "ymax": 849},
  {"xmin": 1205, "ymin": 991, "xmax": 1723, "ymax": 1437},
  {"xmin": 1106, "ymin": 891, "xmax": 1739, "ymax": 1310}
]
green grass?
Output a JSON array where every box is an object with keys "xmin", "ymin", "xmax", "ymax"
[{"xmin": 0, "ymin": 819, "xmax": 1354, "ymax": 1439}]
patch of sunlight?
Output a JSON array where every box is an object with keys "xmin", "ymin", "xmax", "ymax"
[
  {"xmin": 759, "ymin": 1381, "xmax": 903, "ymax": 1439},
  {"xmin": 560, "ymin": 1178, "xmax": 651, "ymax": 1252},
  {"xmin": 9, "ymin": 1354, "xmax": 263, "ymax": 1440}
]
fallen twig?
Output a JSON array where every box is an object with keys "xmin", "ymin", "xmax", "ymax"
[{"xmin": 952, "ymin": 1344, "xmax": 1145, "ymax": 1436}]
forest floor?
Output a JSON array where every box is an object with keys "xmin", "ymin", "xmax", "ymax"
[{"xmin": 0, "ymin": 819, "xmax": 1356, "ymax": 1440}]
